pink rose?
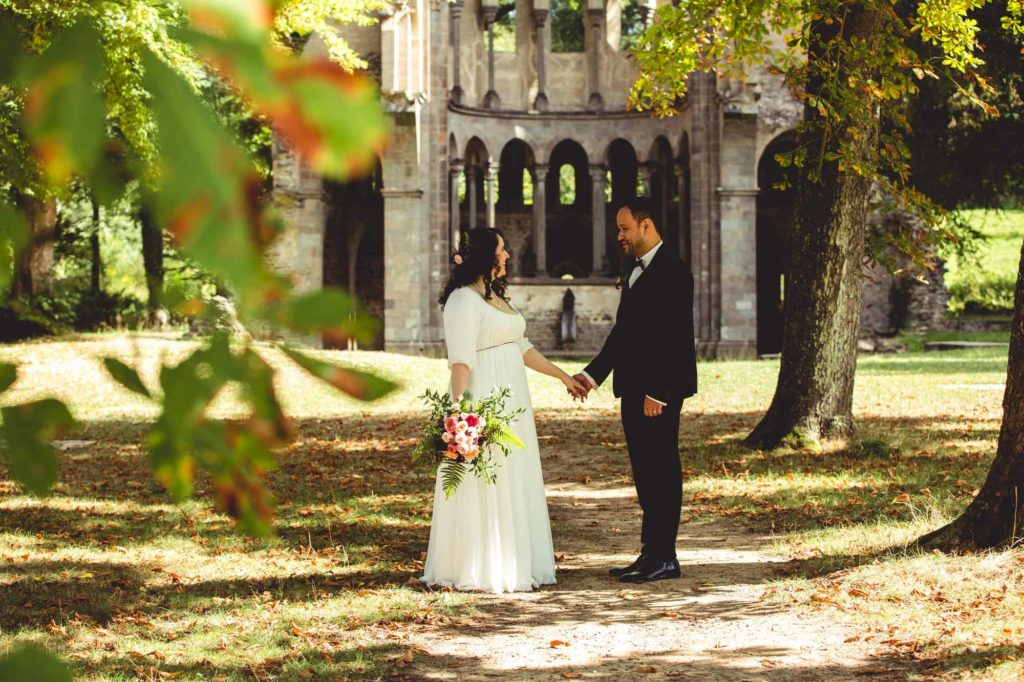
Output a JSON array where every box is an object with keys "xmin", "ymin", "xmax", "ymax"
[
  {"xmin": 444, "ymin": 416, "xmax": 456, "ymax": 433},
  {"xmin": 441, "ymin": 432, "xmax": 452, "ymax": 443}
]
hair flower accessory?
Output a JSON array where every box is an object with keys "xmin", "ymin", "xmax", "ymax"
[{"xmin": 453, "ymin": 254, "xmax": 464, "ymax": 265}]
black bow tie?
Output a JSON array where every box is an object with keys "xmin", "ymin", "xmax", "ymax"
[{"xmin": 634, "ymin": 258, "xmax": 645, "ymax": 271}]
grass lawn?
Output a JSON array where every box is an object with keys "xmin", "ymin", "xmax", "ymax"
[
  {"xmin": 945, "ymin": 208, "xmax": 1024, "ymax": 315},
  {"xmin": 1, "ymin": 334, "xmax": 1022, "ymax": 679}
]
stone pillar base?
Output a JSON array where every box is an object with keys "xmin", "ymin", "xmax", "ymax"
[{"xmin": 711, "ymin": 340, "xmax": 758, "ymax": 360}]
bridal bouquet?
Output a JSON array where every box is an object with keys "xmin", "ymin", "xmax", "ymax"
[{"xmin": 412, "ymin": 388, "xmax": 526, "ymax": 498}]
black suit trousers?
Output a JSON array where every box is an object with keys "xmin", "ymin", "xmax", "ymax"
[{"xmin": 621, "ymin": 393, "xmax": 683, "ymax": 561}]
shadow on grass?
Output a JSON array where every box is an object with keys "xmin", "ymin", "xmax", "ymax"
[
  {"xmin": 78, "ymin": 642, "xmax": 400, "ymax": 682},
  {"xmin": 0, "ymin": 409, "xmax": 1003, "ymax": 679},
  {"xmin": 395, "ymin": 646, "xmax": 917, "ymax": 681}
]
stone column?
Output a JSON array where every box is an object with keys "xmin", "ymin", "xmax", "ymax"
[
  {"xmin": 482, "ymin": 0, "xmax": 501, "ymax": 109},
  {"xmin": 467, "ymin": 163, "xmax": 478, "ymax": 230},
  {"xmin": 716, "ymin": 112, "xmax": 758, "ymax": 358},
  {"xmin": 586, "ymin": 0, "xmax": 604, "ymax": 111},
  {"xmin": 674, "ymin": 159, "xmax": 690, "ymax": 265},
  {"xmin": 532, "ymin": 164, "xmax": 549, "ymax": 275},
  {"xmin": 589, "ymin": 164, "xmax": 607, "ymax": 275},
  {"xmin": 660, "ymin": 162, "xmax": 672, "ymax": 243},
  {"xmin": 533, "ymin": 0, "xmax": 550, "ymax": 111},
  {"xmin": 689, "ymin": 71, "xmax": 721, "ymax": 354},
  {"xmin": 450, "ymin": 0, "xmax": 465, "ymax": 105},
  {"xmin": 449, "ymin": 159, "xmax": 464, "ymax": 249},
  {"xmin": 485, "ymin": 161, "xmax": 499, "ymax": 229}
]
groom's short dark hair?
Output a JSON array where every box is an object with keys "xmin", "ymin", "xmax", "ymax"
[{"xmin": 622, "ymin": 197, "xmax": 659, "ymax": 233}]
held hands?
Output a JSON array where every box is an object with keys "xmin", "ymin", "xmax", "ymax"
[
  {"xmin": 566, "ymin": 373, "xmax": 594, "ymax": 402},
  {"xmin": 563, "ymin": 374, "xmax": 590, "ymax": 402}
]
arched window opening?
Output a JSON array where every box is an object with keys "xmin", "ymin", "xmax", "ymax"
[
  {"xmin": 620, "ymin": 0, "xmax": 646, "ymax": 50},
  {"xmin": 559, "ymin": 164, "xmax": 576, "ymax": 205},
  {"xmin": 494, "ymin": 0, "xmax": 517, "ymax": 51},
  {"xmin": 551, "ymin": 0, "xmax": 584, "ymax": 52}
]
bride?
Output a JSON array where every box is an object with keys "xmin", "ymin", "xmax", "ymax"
[{"xmin": 421, "ymin": 227, "xmax": 587, "ymax": 593}]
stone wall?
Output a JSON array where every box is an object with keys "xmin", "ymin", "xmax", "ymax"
[{"xmin": 508, "ymin": 280, "xmax": 621, "ymax": 353}]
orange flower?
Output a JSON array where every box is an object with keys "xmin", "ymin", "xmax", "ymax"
[{"xmin": 463, "ymin": 448, "xmax": 480, "ymax": 462}]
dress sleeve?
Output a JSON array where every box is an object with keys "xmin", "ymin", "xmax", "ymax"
[
  {"xmin": 443, "ymin": 289, "xmax": 481, "ymax": 370},
  {"xmin": 515, "ymin": 336, "xmax": 533, "ymax": 355}
]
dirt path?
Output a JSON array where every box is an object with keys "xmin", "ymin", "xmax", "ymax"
[{"xmin": 399, "ymin": 419, "xmax": 900, "ymax": 681}]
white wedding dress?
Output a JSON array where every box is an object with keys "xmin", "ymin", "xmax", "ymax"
[{"xmin": 421, "ymin": 286, "xmax": 557, "ymax": 593}]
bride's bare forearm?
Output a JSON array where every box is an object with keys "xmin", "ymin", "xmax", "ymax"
[
  {"xmin": 523, "ymin": 348, "xmax": 570, "ymax": 382},
  {"xmin": 450, "ymin": 363, "xmax": 470, "ymax": 399}
]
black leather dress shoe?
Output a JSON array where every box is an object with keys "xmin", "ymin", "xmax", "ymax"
[
  {"xmin": 618, "ymin": 558, "xmax": 681, "ymax": 583},
  {"xmin": 608, "ymin": 554, "xmax": 648, "ymax": 577}
]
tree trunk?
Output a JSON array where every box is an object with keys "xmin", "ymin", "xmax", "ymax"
[
  {"xmin": 139, "ymin": 203, "xmax": 165, "ymax": 326},
  {"xmin": 11, "ymin": 193, "xmax": 57, "ymax": 300},
  {"xmin": 744, "ymin": 4, "xmax": 882, "ymax": 449},
  {"xmin": 917, "ymin": 237, "xmax": 1024, "ymax": 551},
  {"xmin": 90, "ymin": 193, "xmax": 101, "ymax": 295}
]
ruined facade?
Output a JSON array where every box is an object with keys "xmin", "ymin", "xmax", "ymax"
[{"xmin": 271, "ymin": 0, "xmax": 937, "ymax": 358}]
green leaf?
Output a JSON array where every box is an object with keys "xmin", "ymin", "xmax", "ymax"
[
  {"xmin": 280, "ymin": 346, "xmax": 397, "ymax": 401},
  {"xmin": 0, "ymin": 644, "xmax": 72, "ymax": 682},
  {"xmin": 441, "ymin": 461, "xmax": 466, "ymax": 499},
  {"xmin": 103, "ymin": 358, "xmax": 152, "ymax": 399},
  {"xmin": 20, "ymin": 20, "xmax": 107, "ymax": 185},
  {"xmin": 262, "ymin": 288, "xmax": 377, "ymax": 344},
  {"xmin": 141, "ymin": 50, "xmax": 273, "ymax": 304},
  {"xmin": 0, "ymin": 202, "xmax": 28, "ymax": 293},
  {"xmin": 0, "ymin": 364, "xmax": 16, "ymax": 394},
  {"xmin": 491, "ymin": 422, "xmax": 526, "ymax": 450},
  {"xmin": 1, "ymin": 399, "xmax": 75, "ymax": 496}
]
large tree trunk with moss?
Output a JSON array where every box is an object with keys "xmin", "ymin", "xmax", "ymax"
[
  {"xmin": 139, "ymin": 204, "xmax": 165, "ymax": 327},
  {"xmin": 744, "ymin": 5, "xmax": 882, "ymax": 450},
  {"xmin": 11, "ymin": 193, "xmax": 57, "ymax": 300},
  {"xmin": 917, "ymin": 239, "xmax": 1024, "ymax": 550}
]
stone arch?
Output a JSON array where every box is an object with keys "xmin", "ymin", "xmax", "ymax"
[
  {"xmin": 756, "ymin": 130, "xmax": 797, "ymax": 356},
  {"xmin": 547, "ymin": 139, "xmax": 592, "ymax": 277},
  {"xmin": 323, "ymin": 157, "xmax": 384, "ymax": 350},
  {"xmin": 604, "ymin": 138, "xmax": 639, "ymax": 274},
  {"xmin": 496, "ymin": 138, "xmax": 536, "ymax": 276},
  {"xmin": 462, "ymin": 137, "xmax": 490, "ymax": 231},
  {"xmin": 647, "ymin": 135, "xmax": 678, "ymax": 256}
]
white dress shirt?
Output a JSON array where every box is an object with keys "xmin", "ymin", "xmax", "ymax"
[{"xmin": 581, "ymin": 241, "xmax": 667, "ymax": 406}]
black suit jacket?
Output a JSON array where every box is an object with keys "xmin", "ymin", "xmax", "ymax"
[{"xmin": 584, "ymin": 244, "xmax": 698, "ymax": 404}]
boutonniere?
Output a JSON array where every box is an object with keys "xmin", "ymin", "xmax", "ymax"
[{"xmin": 614, "ymin": 275, "xmax": 625, "ymax": 290}]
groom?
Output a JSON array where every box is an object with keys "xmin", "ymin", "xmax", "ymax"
[{"xmin": 575, "ymin": 197, "xmax": 697, "ymax": 583}]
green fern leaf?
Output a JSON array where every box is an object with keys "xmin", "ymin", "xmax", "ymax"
[{"xmin": 441, "ymin": 461, "xmax": 466, "ymax": 499}]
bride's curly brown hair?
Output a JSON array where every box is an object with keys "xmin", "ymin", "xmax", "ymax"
[{"xmin": 439, "ymin": 228, "xmax": 510, "ymax": 307}]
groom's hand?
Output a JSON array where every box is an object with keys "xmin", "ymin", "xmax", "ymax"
[
  {"xmin": 573, "ymin": 373, "xmax": 594, "ymax": 400},
  {"xmin": 643, "ymin": 396, "xmax": 664, "ymax": 417}
]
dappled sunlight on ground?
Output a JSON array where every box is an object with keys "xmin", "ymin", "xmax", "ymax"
[{"xmin": 0, "ymin": 336, "xmax": 1017, "ymax": 679}]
